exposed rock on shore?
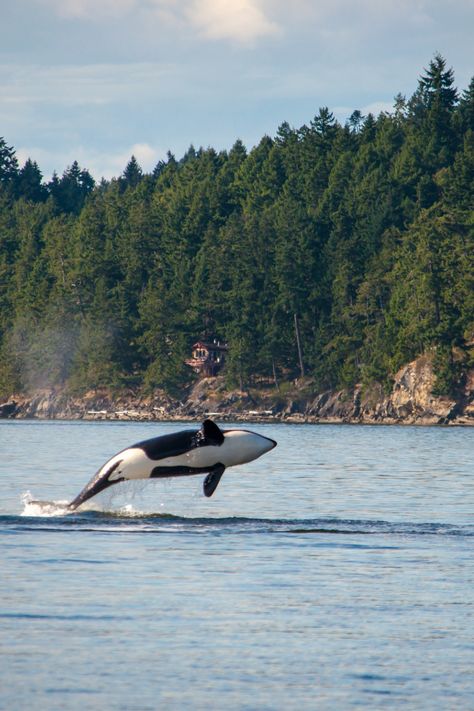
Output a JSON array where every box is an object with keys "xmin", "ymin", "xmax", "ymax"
[{"xmin": 1, "ymin": 356, "xmax": 473, "ymax": 425}]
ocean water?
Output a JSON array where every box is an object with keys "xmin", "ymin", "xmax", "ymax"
[{"xmin": 1, "ymin": 420, "xmax": 473, "ymax": 710}]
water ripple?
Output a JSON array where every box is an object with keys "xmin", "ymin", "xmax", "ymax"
[{"xmin": 1, "ymin": 512, "xmax": 472, "ymax": 537}]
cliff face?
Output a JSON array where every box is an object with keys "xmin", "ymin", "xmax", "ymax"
[
  {"xmin": 1, "ymin": 356, "xmax": 473, "ymax": 425},
  {"xmin": 370, "ymin": 356, "xmax": 460, "ymax": 424},
  {"xmin": 359, "ymin": 357, "xmax": 458, "ymax": 424},
  {"xmin": 309, "ymin": 355, "xmax": 469, "ymax": 424}
]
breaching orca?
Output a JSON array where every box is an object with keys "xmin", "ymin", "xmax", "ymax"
[{"xmin": 68, "ymin": 419, "xmax": 277, "ymax": 510}]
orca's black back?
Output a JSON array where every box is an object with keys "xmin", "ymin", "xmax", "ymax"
[{"xmin": 132, "ymin": 429, "xmax": 199, "ymax": 460}]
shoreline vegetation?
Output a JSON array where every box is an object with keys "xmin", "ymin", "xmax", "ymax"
[
  {"xmin": 2, "ymin": 355, "xmax": 474, "ymax": 426},
  {"xmin": 1, "ymin": 55, "xmax": 473, "ymax": 410}
]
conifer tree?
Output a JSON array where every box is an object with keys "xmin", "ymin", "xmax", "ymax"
[
  {"xmin": 0, "ymin": 137, "xmax": 19, "ymax": 195},
  {"xmin": 16, "ymin": 159, "xmax": 47, "ymax": 202},
  {"xmin": 458, "ymin": 77, "xmax": 474, "ymax": 132},
  {"xmin": 122, "ymin": 155, "xmax": 143, "ymax": 188},
  {"xmin": 0, "ymin": 55, "xmax": 473, "ymax": 398}
]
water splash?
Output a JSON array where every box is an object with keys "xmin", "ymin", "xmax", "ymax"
[
  {"xmin": 20, "ymin": 488, "xmax": 168, "ymax": 518},
  {"xmin": 21, "ymin": 491, "xmax": 69, "ymax": 517},
  {"xmin": 20, "ymin": 490, "xmax": 109, "ymax": 517}
]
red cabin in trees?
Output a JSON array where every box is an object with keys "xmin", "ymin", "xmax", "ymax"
[{"xmin": 186, "ymin": 340, "xmax": 228, "ymax": 377}]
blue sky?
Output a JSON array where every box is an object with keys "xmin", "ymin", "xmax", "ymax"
[{"xmin": 2, "ymin": 0, "xmax": 473, "ymax": 179}]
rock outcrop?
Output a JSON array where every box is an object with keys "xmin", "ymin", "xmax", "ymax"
[{"xmin": 1, "ymin": 356, "xmax": 473, "ymax": 425}]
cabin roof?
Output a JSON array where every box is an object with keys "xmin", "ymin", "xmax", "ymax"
[{"xmin": 192, "ymin": 341, "xmax": 228, "ymax": 352}]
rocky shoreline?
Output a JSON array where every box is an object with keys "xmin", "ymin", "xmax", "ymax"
[{"xmin": 2, "ymin": 356, "xmax": 474, "ymax": 426}]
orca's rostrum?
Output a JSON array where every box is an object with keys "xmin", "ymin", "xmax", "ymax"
[{"xmin": 68, "ymin": 419, "xmax": 277, "ymax": 509}]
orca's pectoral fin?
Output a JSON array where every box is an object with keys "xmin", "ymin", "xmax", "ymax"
[{"xmin": 203, "ymin": 464, "xmax": 225, "ymax": 497}]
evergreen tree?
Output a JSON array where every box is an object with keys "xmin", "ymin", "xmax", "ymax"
[
  {"xmin": 418, "ymin": 54, "xmax": 459, "ymax": 165},
  {"xmin": 0, "ymin": 54, "xmax": 472, "ymax": 399},
  {"xmin": 458, "ymin": 77, "xmax": 474, "ymax": 132},
  {"xmin": 419, "ymin": 54, "xmax": 458, "ymax": 111},
  {"xmin": 15, "ymin": 159, "xmax": 47, "ymax": 202},
  {"xmin": 0, "ymin": 137, "xmax": 19, "ymax": 187},
  {"xmin": 122, "ymin": 155, "xmax": 143, "ymax": 188},
  {"xmin": 347, "ymin": 110, "xmax": 364, "ymax": 134},
  {"xmin": 51, "ymin": 161, "xmax": 95, "ymax": 213}
]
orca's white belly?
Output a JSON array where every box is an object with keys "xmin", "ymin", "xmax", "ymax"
[{"xmin": 108, "ymin": 449, "xmax": 155, "ymax": 480}]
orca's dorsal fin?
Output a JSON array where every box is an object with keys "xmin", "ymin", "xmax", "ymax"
[
  {"xmin": 203, "ymin": 464, "xmax": 225, "ymax": 497},
  {"xmin": 201, "ymin": 419, "xmax": 225, "ymax": 446}
]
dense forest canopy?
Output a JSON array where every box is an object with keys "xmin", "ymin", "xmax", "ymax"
[{"xmin": 0, "ymin": 55, "xmax": 473, "ymax": 398}]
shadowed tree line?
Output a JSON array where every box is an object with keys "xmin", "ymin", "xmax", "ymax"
[{"xmin": 0, "ymin": 55, "xmax": 473, "ymax": 398}]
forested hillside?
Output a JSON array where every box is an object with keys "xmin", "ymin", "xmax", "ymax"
[{"xmin": 1, "ymin": 55, "xmax": 473, "ymax": 399}]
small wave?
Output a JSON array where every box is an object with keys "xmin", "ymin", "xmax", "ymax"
[{"xmin": 6, "ymin": 501, "xmax": 474, "ymax": 538}]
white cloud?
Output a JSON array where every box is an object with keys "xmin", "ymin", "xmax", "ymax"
[
  {"xmin": 17, "ymin": 142, "xmax": 161, "ymax": 180},
  {"xmin": 40, "ymin": 0, "xmax": 279, "ymax": 44},
  {"xmin": 187, "ymin": 0, "xmax": 279, "ymax": 43},
  {"xmin": 114, "ymin": 142, "xmax": 160, "ymax": 175}
]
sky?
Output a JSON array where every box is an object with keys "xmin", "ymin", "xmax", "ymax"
[{"xmin": 2, "ymin": 0, "xmax": 473, "ymax": 180}]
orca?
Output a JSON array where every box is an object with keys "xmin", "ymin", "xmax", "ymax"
[{"xmin": 68, "ymin": 419, "xmax": 277, "ymax": 510}]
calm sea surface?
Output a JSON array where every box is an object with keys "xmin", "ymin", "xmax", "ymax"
[{"xmin": 1, "ymin": 420, "xmax": 473, "ymax": 710}]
